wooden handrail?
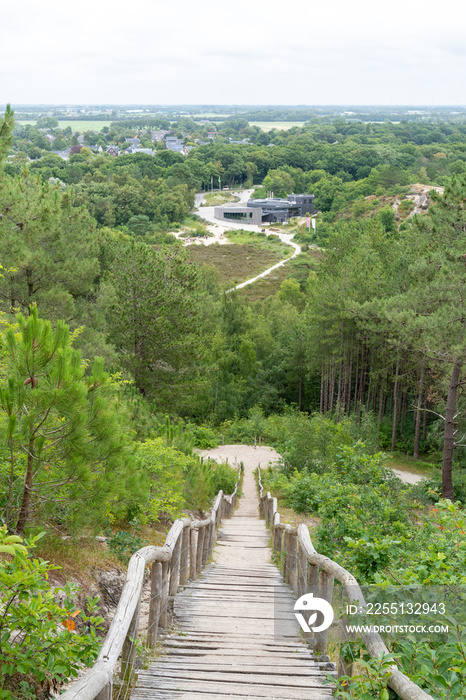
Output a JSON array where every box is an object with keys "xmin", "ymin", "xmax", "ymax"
[
  {"xmin": 61, "ymin": 464, "xmax": 242, "ymax": 700},
  {"xmin": 257, "ymin": 465, "xmax": 433, "ymax": 700}
]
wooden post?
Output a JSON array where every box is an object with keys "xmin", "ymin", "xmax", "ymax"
[
  {"xmin": 297, "ymin": 541, "xmax": 308, "ymax": 598},
  {"xmin": 196, "ymin": 526, "xmax": 205, "ymax": 574},
  {"xmin": 283, "ymin": 529, "xmax": 289, "ymax": 581},
  {"xmin": 308, "ymin": 563, "xmax": 319, "ymax": 595},
  {"xmin": 202, "ymin": 523, "xmax": 210, "ymax": 566},
  {"xmin": 159, "ymin": 560, "xmax": 170, "ymax": 629},
  {"xmin": 273, "ymin": 518, "xmax": 282, "ymax": 556},
  {"xmin": 189, "ymin": 527, "xmax": 198, "ymax": 579},
  {"xmin": 147, "ymin": 561, "xmax": 162, "ymax": 648},
  {"xmin": 314, "ymin": 571, "xmax": 335, "ymax": 655},
  {"xmin": 179, "ymin": 525, "xmax": 190, "ymax": 586},
  {"xmin": 120, "ymin": 596, "xmax": 141, "ymax": 682},
  {"xmin": 287, "ymin": 532, "xmax": 298, "ymax": 592},
  {"xmin": 211, "ymin": 510, "xmax": 218, "ymax": 552},
  {"xmin": 95, "ymin": 682, "xmax": 112, "ymax": 700},
  {"xmin": 206, "ymin": 517, "xmax": 213, "ymax": 561},
  {"xmin": 169, "ymin": 533, "xmax": 182, "ymax": 597},
  {"xmin": 338, "ymin": 617, "xmax": 356, "ymax": 678},
  {"xmin": 259, "ymin": 435, "xmax": 261, "ymax": 447}
]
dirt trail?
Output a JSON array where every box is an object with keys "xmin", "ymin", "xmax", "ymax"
[
  {"xmin": 390, "ymin": 468, "xmax": 424, "ymax": 484},
  {"xmin": 200, "ymin": 445, "xmax": 281, "ymax": 567},
  {"xmin": 201, "ymin": 443, "xmax": 424, "ymax": 488}
]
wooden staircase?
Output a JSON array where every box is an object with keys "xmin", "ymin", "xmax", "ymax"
[{"xmin": 131, "ymin": 459, "xmax": 334, "ymax": 699}]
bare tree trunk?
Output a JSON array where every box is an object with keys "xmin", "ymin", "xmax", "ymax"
[
  {"xmin": 366, "ymin": 349, "xmax": 375, "ymax": 412},
  {"xmin": 377, "ymin": 385, "xmax": 384, "ymax": 449},
  {"xmin": 391, "ymin": 356, "xmax": 400, "ymax": 453},
  {"xmin": 358, "ymin": 348, "xmax": 366, "ymax": 413},
  {"xmin": 320, "ymin": 365, "xmax": 324, "ymax": 414},
  {"xmin": 329, "ymin": 362, "xmax": 335, "ymax": 413},
  {"xmin": 353, "ymin": 345, "xmax": 359, "ymax": 413},
  {"xmin": 400, "ymin": 391, "xmax": 406, "ymax": 437},
  {"xmin": 16, "ymin": 438, "xmax": 35, "ymax": 535},
  {"xmin": 336, "ymin": 359, "xmax": 342, "ymax": 423},
  {"xmin": 5, "ymin": 443, "xmax": 16, "ymax": 530},
  {"xmin": 366, "ymin": 376, "xmax": 372, "ymax": 414},
  {"xmin": 413, "ymin": 365, "xmax": 424, "ymax": 460},
  {"xmin": 346, "ymin": 347, "xmax": 353, "ymax": 416},
  {"xmin": 323, "ymin": 361, "xmax": 328, "ymax": 413},
  {"xmin": 423, "ymin": 395, "xmax": 428, "ymax": 442},
  {"xmin": 442, "ymin": 360, "xmax": 461, "ymax": 501}
]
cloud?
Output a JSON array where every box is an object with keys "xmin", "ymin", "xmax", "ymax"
[{"xmin": 1, "ymin": 0, "xmax": 465, "ymax": 104}]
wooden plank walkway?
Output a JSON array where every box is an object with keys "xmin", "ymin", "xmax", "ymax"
[{"xmin": 131, "ymin": 448, "xmax": 334, "ymax": 699}]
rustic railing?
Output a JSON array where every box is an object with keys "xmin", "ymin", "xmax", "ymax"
[
  {"xmin": 61, "ymin": 466, "xmax": 241, "ymax": 700},
  {"xmin": 257, "ymin": 465, "xmax": 433, "ymax": 700}
]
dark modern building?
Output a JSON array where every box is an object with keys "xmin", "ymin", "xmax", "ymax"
[
  {"xmin": 214, "ymin": 193, "xmax": 315, "ymax": 224},
  {"xmin": 247, "ymin": 194, "xmax": 315, "ymax": 222}
]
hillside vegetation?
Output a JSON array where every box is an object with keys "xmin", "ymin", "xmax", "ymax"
[{"xmin": 0, "ymin": 104, "xmax": 465, "ymax": 699}]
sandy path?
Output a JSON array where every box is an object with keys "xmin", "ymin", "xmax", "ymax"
[
  {"xmin": 201, "ymin": 443, "xmax": 424, "ymax": 489},
  {"xmin": 391, "ymin": 468, "xmax": 424, "ymax": 484},
  {"xmin": 200, "ymin": 445, "xmax": 281, "ymax": 568}
]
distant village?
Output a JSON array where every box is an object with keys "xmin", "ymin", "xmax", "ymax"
[{"xmin": 45, "ymin": 128, "xmax": 251, "ymax": 161}]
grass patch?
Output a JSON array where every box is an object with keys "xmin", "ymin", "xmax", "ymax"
[
  {"xmin": 34, "ymin": 525, "xmax": 168, "ymax": 585},
  {"xmin": 238, "ymin": 250, "xmax": 321, "ymax": 302},
  {"xmin": 187, "ymin": 243, "xmax": 287, "ymax": 286},
  {"xmin": 168, "ymin": 215, "xmax": 211, "ymax": 238},
  {"xmin": 384, "ymin": 452, "xmax": 438, "ymax": 477},
  {"xmin": 201, "ymin": 192, "xmax": 240, "ymax": 206},
  {"xmin": 34, "ymin": 536, "xmax": 123, "ymax": 586},
  {"xmin": 225, "ymin": 229, "xmax": 293, "ymax": 257}
]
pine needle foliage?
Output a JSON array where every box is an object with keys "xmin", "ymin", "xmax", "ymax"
[{"xmin": 0, "ymin": 307, "xmax": 139, "ymax": 534}]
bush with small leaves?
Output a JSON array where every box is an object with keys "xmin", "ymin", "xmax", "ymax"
[{"xmin": 0, "ymin": 526, "xmax": 104, "ymax": 699}]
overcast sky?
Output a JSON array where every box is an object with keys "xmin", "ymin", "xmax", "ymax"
[{"xmin": 1, "ymin": 0, "xmax": 465, "ymax": 105}]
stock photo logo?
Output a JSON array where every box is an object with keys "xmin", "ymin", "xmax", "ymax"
[{"xmin": 294, "ymin": 593, "xmax": 334, "ymax": 634}]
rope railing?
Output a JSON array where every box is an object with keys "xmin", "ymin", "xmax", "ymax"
[
  {"xmin": 257, "ymin": 465, "xmax": 433, "ymax": 700},
  {"xmin": 61, "ymin": 465, "xmax": 242, "ymax": 700}
]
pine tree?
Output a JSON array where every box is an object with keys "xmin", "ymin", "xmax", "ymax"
[
  {"xmin": 0, "ymin": 172, "xmax": 99, "ymax": 319},
  {"xmin": 104, "ymin": 239, "xmax": 202, "ymax": 411},
  {"xmin": 0, "ymin": 307, "xmax": 137, "ymax": 533},
  {"xmin": 0, "ymin": 104, "xmax": 14, "ymax": 169}
]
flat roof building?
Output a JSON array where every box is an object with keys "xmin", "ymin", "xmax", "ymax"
[
  {"xmin": 213, "ymin": 205, "xmax": 262, "ymax": 225},
  {"xmin": 214, "ymin": 193, "xmax": 314, "ymax": 225}
]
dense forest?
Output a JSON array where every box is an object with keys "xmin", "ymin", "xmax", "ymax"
[
  {"xmin": 0, "ymin": 103, "xmax": 465, "ymax": 698},
  {"xmin": 2, "ymin": 101, "xmax": 466, "ymax": 507}
]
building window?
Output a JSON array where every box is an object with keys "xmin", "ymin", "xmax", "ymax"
[{"xmin": 224, "ymin": 211, "xmax": 252, "ymax": 220}]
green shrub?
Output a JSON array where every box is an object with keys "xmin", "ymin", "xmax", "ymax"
[
  {"xmin": 413, "ymin": 468, "xmax": 466, "ymax": 504},
  {"xmin": 189, "ymin": 424, "xmax": 221, "ymax": 449},
  {"xmin": 0, "ymin": 527, "xmax": 104, "ymax": 700},
  {"xmin": 106, "ymin": 530, "xmax": 145, "ymax": 564},
  {"xmin": 206, "ymin": 459, "xmax": 239, "ymax": 497},
  {"xmin": 392, "ymin": 620, "xmax": 466, "ymax": 699}
]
